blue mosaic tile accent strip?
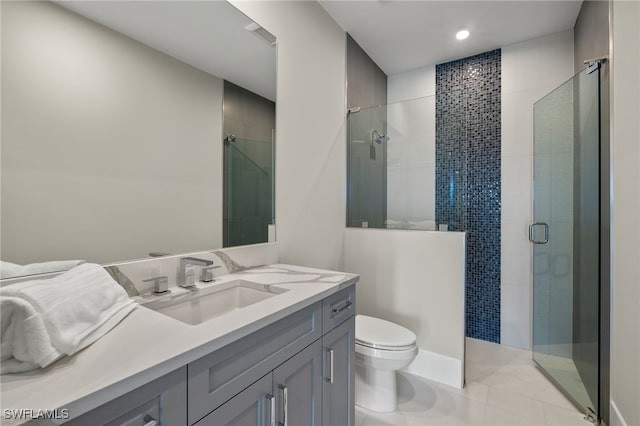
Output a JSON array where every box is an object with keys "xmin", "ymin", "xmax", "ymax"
[{"xmin": 435, "ymin": 49, "xmax": 501, "ymax": 343}]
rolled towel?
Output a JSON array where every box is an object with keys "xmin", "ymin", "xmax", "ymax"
[
  {"xmin": 0, "ymin": 263, "xmax": 137, "ymax": 374},
  {"xmin": 1, "ymin": 260, "xmax": 85, "ymax": 279}
]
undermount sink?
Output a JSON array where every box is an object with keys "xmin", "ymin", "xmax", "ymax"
[{"xmin": 141, "ymin": 280, "xmax": 288, "ymax": 325}]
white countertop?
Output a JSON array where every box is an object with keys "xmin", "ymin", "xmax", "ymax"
[{"xmin": 0, "ymin": 264, "xmax": 358, "ymax": 425}]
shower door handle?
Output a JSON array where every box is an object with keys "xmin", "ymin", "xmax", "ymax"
[{"xmin": 529, "ymin": 222, "xmax": 549, "ymax": 244}]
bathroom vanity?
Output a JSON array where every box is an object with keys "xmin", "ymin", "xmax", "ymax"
[{"xmin": 0, "ymin": 264, "xmax": 357, "ymax": 426}]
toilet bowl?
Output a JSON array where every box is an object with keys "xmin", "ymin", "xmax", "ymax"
[{"xmin": 355, "ymin": 315, "xmax": 418, "ymax": 412}]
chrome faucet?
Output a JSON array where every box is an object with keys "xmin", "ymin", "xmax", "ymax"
[
  {"xmin": 179, "ymin": 257, "xmax": 213, "ymax": 288},
  {"xmin": 201, "ymin": 265, "xmax": 221, "ymax": 282}
]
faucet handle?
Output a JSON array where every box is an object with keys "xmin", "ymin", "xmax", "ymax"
[
  {"xmin": 201, "ymin": 265, "xmax": 221, "ymax": 282},
  {"xmin": 143, "ymin": 276, "xmax": 169, "ymax": 294}
]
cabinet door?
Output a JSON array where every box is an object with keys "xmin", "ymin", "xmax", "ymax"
[
  {"xmin": 64, "ymin": 367, "xmax": 187, "ymax": 426},
  {"xmin": 273, "ymin": 341, "xmax": 323, "ymax": 426},
  {"xmin": 322, "ymin": 316, "xmax": 355, "ymax": 426},
  {"xmin": 196, "ymin": 373, "xmax": 274, "ymax": 426},
  {"xmin": 188, "ymin": 302, "xmax": 322, "ymax": 424}
]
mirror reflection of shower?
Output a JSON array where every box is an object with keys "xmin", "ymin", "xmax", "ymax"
[{"xmin": 370, "ymin": 129, "xmax": 390, "ymax": 160}]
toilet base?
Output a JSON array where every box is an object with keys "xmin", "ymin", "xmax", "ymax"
[{"xmin": 355, "ymin": 363, "xmax": 398, "ymax": 412}]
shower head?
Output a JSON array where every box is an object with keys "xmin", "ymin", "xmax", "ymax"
[
  {"xmin": 371, "ymin": 129, "xmax": 390, "ymax": 144},
  {"xmin": 375, "ymin": 134, "xmax": 390, "ymax": 144}
]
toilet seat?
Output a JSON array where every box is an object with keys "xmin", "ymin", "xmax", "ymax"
[
  {"xmin": 356, "ymin": 340, "xmax": 416, "ymax": 351},
  {"xmin": 355, "ymin": 342, "xmax": 418, "ymax": 362},
  {"xmin": 356, "ymin": 315, "xmax": 417, "ymax": 351}
]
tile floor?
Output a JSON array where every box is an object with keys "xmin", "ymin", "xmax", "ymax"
[{"xmin": 355, "ymin": 338, "xmax": 589, "ymax": 425}]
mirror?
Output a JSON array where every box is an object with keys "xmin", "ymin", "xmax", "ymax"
[{"xmin": 1, "ymin": 0, "xmax": 276, "ymax": 274}]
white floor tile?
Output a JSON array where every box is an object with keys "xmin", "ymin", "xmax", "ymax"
[
  {"xmin": 356, "ymin": 338, "xmax": 586, "ymax": 426},
  {"xmin": 482, "ymin": 403, "xmax": 545, "ymax": 426},
  {"xmin": 486, "ymin": 386, "xmax": 547, "ymax": 423},
  {"xmin": 440, "ymin": 381, "xmax": 490, "ymax": 405},
  {"xmin": 543, "ymin": 403, "xmax": 588, "ymax": 426}
]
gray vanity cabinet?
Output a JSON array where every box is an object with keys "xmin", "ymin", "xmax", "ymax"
[
  {"xmin": 58, "ymin": 284, "xmax": 355, "ymax": 426},
  {"xmin": 189, "ymin": 285, "xmax": 355, "ymax": 426},
  {"xmin": 195, "ymin": 373, "xmax": 273, "ymax": 426},
  {"xmin": 273, "ymin": 340, "xmax": 323, "ymax": 426},
  {"xmin": 322, "ymin": 316, "xmax": 355, "ymax": 426}
]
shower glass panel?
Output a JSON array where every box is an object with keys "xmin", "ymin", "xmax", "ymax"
[
  {"xmin": 532, "ymin": 67, "xmax": 600, "ymax": 417},
  {"xmin": 223, "ymin": 136, "xmax": 274, "ymax": 247},
  {"xmin": 347, "ymin": 95, "xmax": 438, "ymax": 230}
]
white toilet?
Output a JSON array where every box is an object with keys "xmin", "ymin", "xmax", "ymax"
[{"xmin": 355, "ymin": 314, "xmax": 418, "ymax": 412}]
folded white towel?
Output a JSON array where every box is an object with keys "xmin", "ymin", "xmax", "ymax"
[
  {"xmin": 1, "ymin": 260, "xmax": 85, "ymax": 279},
  {"xmin": 385, "ymin": 219, "xmax": 406, "ymax": 229},
  {"xmin": 384, "ymin": 219, "xmax": 437, "ymax": 231},
  {"xmin": 0, "ymin": 297, "xmax": 61, "ymax": 373},
  {"xmin": 0, "ymin": 263, "xmax": 137, "ymax": 374},
  {"xmin": 407, "ymin": 220, "xmax": 437, "ymax": 231}
]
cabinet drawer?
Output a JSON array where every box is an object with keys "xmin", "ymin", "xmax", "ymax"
[
  {"xmin": 322, "ymin": 285, "xmax": 355, "ymax": 333},
  {"xmin": 64, "ymin": 367, "xmax": 187, "ymax": 426},
  {"xmin": 188, "ymin": 302, "xmax": 322, "ymax": 425}
]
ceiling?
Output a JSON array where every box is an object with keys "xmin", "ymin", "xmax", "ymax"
[
  {"xmin": 320, "ymin": 1, "xmax": 583, "ymax": 76},
  {"xmin": 57, "ymin": 1, "xmax": 277, "ymax": 101}
]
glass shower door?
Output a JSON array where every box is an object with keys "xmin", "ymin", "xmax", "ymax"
[{"xmin": 532, "ymin": 67, "xmax": 600, "ymax": 419}]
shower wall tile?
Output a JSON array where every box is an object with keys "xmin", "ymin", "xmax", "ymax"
[
  {"xmin": 500, "ymin": 284, "xmax": 532, "ymax": 352},
  {"xmin": 407, "ymin": 166, "xmax": 436, "ymax": 220},
  {"xmin": 501, "ymin": 30, "xmax": 574, "ymax": 350},
  {"xmin": 501, "ymin": 218, "xmax": 532, "ymax": 288},
  {"xmin": 386, "ymin": 168, "xmax": 409, "ymax": 221},
  {"xmin": 387, "ymin": 65, "xmax": 435, "ymax": 103},
  {"xmin": 501, "ymin": 155, "xmax": 532, "ymax": 222},
  {"xmin": 386, "ymin": 77, "xmax": 436, "ymax": 224},
  {"xmin": 436, "ymin": 49, "xmax": 502, "ymax": 343}
]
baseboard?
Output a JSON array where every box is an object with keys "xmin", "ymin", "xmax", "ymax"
[
  {"xmin": 610, "ymin": 401, "xmax": 628, "ymax": 426},
  {"xmin": 402, "ymin": 348, "xmax": 464, "ymax": 389}
]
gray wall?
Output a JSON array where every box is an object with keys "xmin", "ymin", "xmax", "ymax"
[
  {"xmin": 346, "ymin": 34, "xmax": 388, "ymax": 228},
  {"xmin": 1, "ymin": 1, "xmax": 224, "ymax": 264},
  {"xmin": 573, "ymin": 1, "xmax": 610, "ymax": 422},
  {"xmin": 574, "ymin": 1, "xmax": 610, "ymax": 72},
  {"xmin": 230, "ymin": 1, "xmax": 347, "ymax": 270},
  {"xmin": 346, "ymin": 35, "xmax": 387, "ymax": 109}
]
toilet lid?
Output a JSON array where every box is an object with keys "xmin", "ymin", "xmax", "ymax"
[{"xmin": 355, "ymin": 315, "xmax": 417, "ymax": 350}]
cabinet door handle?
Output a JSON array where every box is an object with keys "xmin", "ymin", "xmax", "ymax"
[
  {"xmin": 142, "ymin": 415, "xmax": 157, "ymax": 426},
  {"xmin": 332, "ymin": 300, "xmax": 352, "ymax": 316},
  {"xmin": 326, "ymin": 348, "xmax": 334, "ymax": 383},
  {"xmin": 266, "ymin": 393, "xmax": 275, "ymax": 426},
  {"xmin": 278, "ymin": 384, "xmax": 288, "ymax": 426}
]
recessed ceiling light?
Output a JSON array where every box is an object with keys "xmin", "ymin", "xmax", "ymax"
[{"xmin": 456, "ymin": 30, "xmax": 470, "ymax": 40}]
